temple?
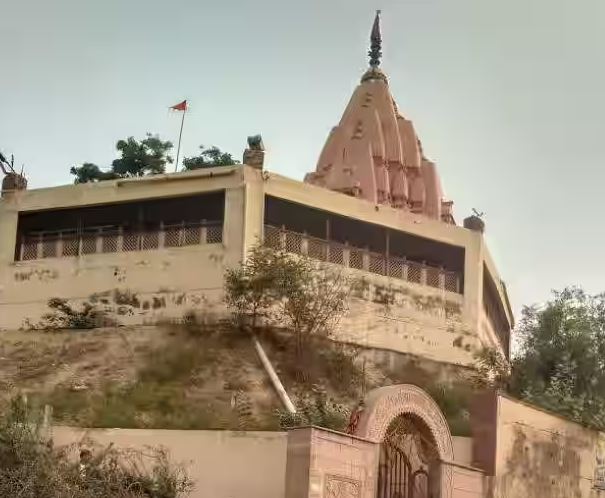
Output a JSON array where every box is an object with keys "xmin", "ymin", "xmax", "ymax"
[
  {"xmin": 0, "ymin": 14, "xmax": 513, "ymax": 367},
  {"xmin": 3, "ymin": 13, "xmax": 603, "ymax": 498},
  {"xmin": 305, "ymin": 11, "xmax": 454, "ymax": 223}
]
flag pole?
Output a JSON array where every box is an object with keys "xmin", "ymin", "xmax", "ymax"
[{"xmin": 174, "ymin": 108, "xmax": 186, "ymax": 172}]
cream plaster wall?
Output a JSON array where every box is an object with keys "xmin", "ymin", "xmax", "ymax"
[
  {"xmin": 0, "ymin": 165, "xmax": 512, "ymax": 366},
  {"xmin": 476, "ymin": 393, "xmax": 605, "ymax": 498},
  {"xmin": 340, "ymin": 279, "xmax": 472, "ymax": 365},
  {"xmin": 52, "ymin": 426, "xmax": 287, "ymax": 498},
  {"xmin": 0, "ymin": 167, "xmax": 245, "ymax": 330},
  {"xmin": 480, "ymin": 310, "xmax": 503, "ymax": 356},
  {"xmin": 483, "ymin": 248, "xmax": 514, "ymax": 328},
  {"xmin": 1, "ymin": 245, "xmax": 227, "ymax": 329},
  {"xmin": 261, "ymin": 168, "xmax": 509, "ymax": 365}
]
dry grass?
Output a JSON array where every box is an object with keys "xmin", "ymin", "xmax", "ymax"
[
  {"xmin": 0, "ymin": 323, "xmax": 365, "ymax": 431},
  {"xmin": 0, "ymin": 324, "xmax": 279, "ymax": 430},
  {"xmin": 0, "ymin": 323, "xmax": 470, "ymax": 434},
  {"xmin": 0, "ymin": 328, "xmax": 151, "ymax": 397}
]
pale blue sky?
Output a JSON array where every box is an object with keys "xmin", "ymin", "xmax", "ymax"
[{"xmin": 2, "ymin": 0, "xmax": 605, "ymax": 315}]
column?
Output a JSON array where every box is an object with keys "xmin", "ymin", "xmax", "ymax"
[
  {"xmin": 223, "ymin": 185, "xmax": 247, "ymax": 268},
  {"xmin": 462, "ymin": 232, "xmax": 484, "ymax": 336},
  {"xmin": 241, "ymin": 167, "xmax": 265, "ymax": 261}
]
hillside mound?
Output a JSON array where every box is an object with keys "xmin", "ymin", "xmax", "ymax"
[{"xmin": 0, "ymin": 323, "xmax": 473, "ymax": 434}]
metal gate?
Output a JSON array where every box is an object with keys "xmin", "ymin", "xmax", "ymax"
[{"xmin": 377, "ymin": 440, "xmax": 429, "ymax": 498}]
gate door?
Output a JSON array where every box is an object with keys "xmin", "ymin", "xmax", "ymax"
[{"xmin": 377, "ymin": 440, "xmax": 412, "ymax": 498}]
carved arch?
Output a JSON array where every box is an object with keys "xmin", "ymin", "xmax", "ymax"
[{"xmin": 353, "ymin": 384, "xmax": 454, "ymax": 463}]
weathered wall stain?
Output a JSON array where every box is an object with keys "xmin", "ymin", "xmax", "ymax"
[
  {"xmin": 4, "ymin": 243, "xmax": 474, "ymax": 364},
  {"xmin": 112, "ymin": 267, "xmax": 126, "ymax": 282},
  {"xmin": 497, "ymin": 425, "xmax": 585, "ymax": 498},
  {"xmin": 355, "ymin": 279, "xmax": 463, "ymax": 322},
  {"xmin": 14, "ymin": 268, "xmax": 58, "ymax": 282},
  {"xmin": 152, "ymin": 296, "xmax": 166, "ymax": 309}
]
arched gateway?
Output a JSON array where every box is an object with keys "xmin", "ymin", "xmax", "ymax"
[{"xmin": 351, "ymin": 384, "xmax": 454, "ymax": 498}]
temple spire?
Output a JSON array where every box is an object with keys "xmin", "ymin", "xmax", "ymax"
[
  {"xmin": 368, "ymin": 10, "xmax": 382, "ymax": 68},
  {"xmin": 306, "ymin": 9, "xmax": 454, "ymax": 224}
]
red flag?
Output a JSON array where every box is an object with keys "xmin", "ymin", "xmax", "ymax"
[{"xmin": 170, "ymin": 100, "xmax": 187, "ymax": 111}]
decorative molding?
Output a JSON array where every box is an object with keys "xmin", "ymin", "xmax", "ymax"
[
  {"xmin": 354, "ymin": 384, "xmax": 454, "ymax": 460},
  {"xmin": 325, "ymin": 475, "xmax": 361, "ymax": 498},
  {"xmin": 353, "ymin": 384, "xmax": 454, "ymax": 498}
]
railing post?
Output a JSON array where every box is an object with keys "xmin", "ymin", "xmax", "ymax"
[
  {"xmin": 177, "ymin": 221, "xmax": 183, "ymax": 246},
  {"xmin": 320, "ymin": 238, "xmax": 327, "ymax": 261},
  {"xmin": 402, "ymin": 258, "xmax": 408, "ymax": 282},
  {"xmin": 343, "ymin": 242, "xmax": 350, "ymax": 268},
  {"xmin": 385, "ymin": 230, "xmax": 390, "ymax": 277},
  {"xmin": 158, "ymin": 221, "xmax": 166, "ymax": 249},
  {"xmin": 117, "ymin": 226, "xmax": 124, "ymax": 252},
  {"xmin": 362, "ymin": 247, "xmax": 370, "ymax": 271},
  {"xmin": 95, "ymin": 229, "xmax": 102, "ymax": 254},
  {"xmin": 326, "ymin": 218, "xmax": 331, "ymax": 261},
  {"xmin": 57, "ymin": 234, "xmax": 64, "ymax": 258},
  {"xmin": 279, "ymin": 225, "xmax": 286, "ymax": 250},
  {"xmin": 421, "ymin": 262, "xmax": 427, "ymax": 286},
  {"xmin": 36, "ymin": 234, "xmax": 42, "ymax": 260},
  {"xmin": 200, "ymin": 219, "xmax": 207, "ymax": 245},
  {"xmin": 301, "ymin": 232, "xmax": 309, "ymax": 256},
  {"xmin": 439, "ymin": 267, "xmax": 446, "ymax": 291}
]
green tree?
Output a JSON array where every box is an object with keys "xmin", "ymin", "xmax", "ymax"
[
  {"xmin": 182, "ymin": 145, "xmax": 239, "ymax": 170},
  {"xmin": 471, "ymin": 346, "xmax": 511, "ymax": 390},
  {"xmin": 112, "ymin": 134, "xmax": 173, "ymax": 177},
  {"xmin": 70, "ymin": 163, "xmax": 118, "ymax": 184},
  {"xmin": 224, "ymin": 245, "xmax": 305, "ymax": 332},
  {"xmin": 279, "ymin": 258, "xmax": 350, "ymax": 371},
  {"xmin": 481, "ymin": 287, "xmax": 605, "ymax": 430},
  {"xmin": 70, "ymin": 134, "xmax": 173, "ymax": 183},
  {"xmin": 224, "ymin": 245, "xmax": 351, "ymax": 379}
]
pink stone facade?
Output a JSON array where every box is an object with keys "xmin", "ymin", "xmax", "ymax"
[
  {"xmin": 287, "ymin": 385, "xmax": 605, "ymax": 498},
  {"xmin": 285, "ymin": 385, "xmax": 486, "ymax": 498},
  {"xmin": 305, "ymin": 13, "xmax": 453, "ymax": 224},
  {"xmin": 285, "ymin": 427, "xmax": 379, "ymax": 498},
  {"xmin": 353, "ymin": 384, "xmax": 454, "ymax": 461}
]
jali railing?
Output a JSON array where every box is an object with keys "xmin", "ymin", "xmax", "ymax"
[
  {"xmin": 264, "ymin": 225, "xmax": 461, "ymax": 294},
  {"xmin": 19, "ymin": 221, "xmax": 223, "ymax": 261}
]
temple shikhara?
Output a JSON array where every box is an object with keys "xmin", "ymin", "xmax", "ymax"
[
  {"xmin": 2, "ymin": 11, "xmax": 602, "ymax": 498},
  {"xmin": 306, "ymin": 13, "xmax": 453, "ymax": 223}
]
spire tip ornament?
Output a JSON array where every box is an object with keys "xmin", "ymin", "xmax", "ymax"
[
  {"xmin": 361, "ymin": 10, "xmax": 387, "ymax": 83},
  {"xmin": 368, "ymin": 10, "xmax": 382, "ymax": 68}
]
